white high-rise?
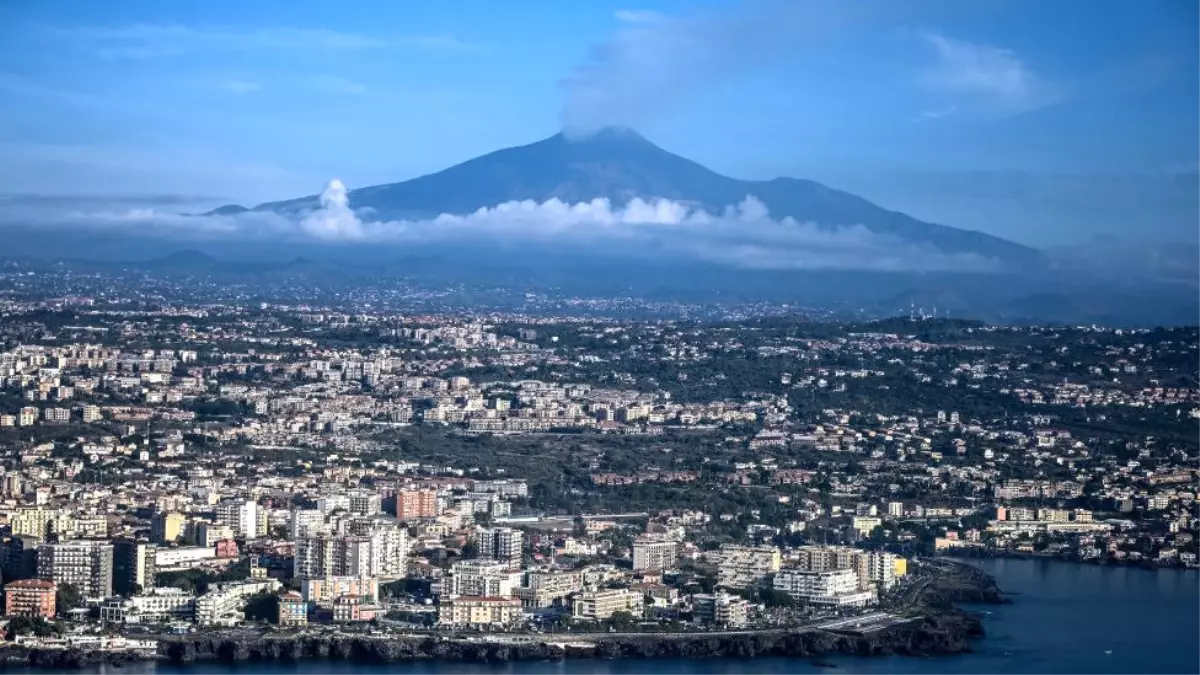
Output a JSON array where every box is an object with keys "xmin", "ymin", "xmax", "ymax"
[
  {"xmin": 215, "ymin": 499, "xmax": 259, "ymax": 540},
  {"xmin": 632, "ymin": 535, "xmax": 678, "ymax": 571}
]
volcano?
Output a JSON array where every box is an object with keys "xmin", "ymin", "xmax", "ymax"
[{"xmin": 215, "ymin": 127, "xmax": 1039, "ymax": 267}]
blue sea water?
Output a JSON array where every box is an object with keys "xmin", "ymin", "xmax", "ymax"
[{"xmin": 80, "ymin": 559, "xmax": 1200, "ymax": 675}]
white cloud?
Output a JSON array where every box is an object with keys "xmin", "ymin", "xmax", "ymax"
[
  {"xmin": 560, "ymin": 1, "xmax": 870, "ymax": 136},
  {"xmin": 222, "ymin": 80, "xmax": 262, "ymax": 94},
  {"xmin": 613, "ymin": 10, "xmax": 666, "ymax": 24},
  {"xmin": 913, "ymin": 105, "xmax": 957, "ymax": 122},
  {"xmin": 0, "ymin": 179, "xmax": 998, "ymax": 272},
  {"xmin": 48, "ymin": 24, "xmax": 474, "ymax": 59},
  {"xmin": 300, "ymin": 179, "xmax": 364, "ymax": 239},
  {"xmin": 918, "ymin": 31, "xmax": 1060, "ymax": 113},
  {"xmin": 306, "ymin": 75, "xmax": 368, "ymax": 96}
]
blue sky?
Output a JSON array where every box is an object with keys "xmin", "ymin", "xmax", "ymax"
[{"xmin": 0, "ymin": 0, "xmax": 1196, "ymax": 246}]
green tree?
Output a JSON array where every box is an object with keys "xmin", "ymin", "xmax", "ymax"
[
  {"xmin": 55, "ymin": 583, "xmax": 84, "ymax": 616},
  {"xmin": 608, "ymin": 610, "xmax": 637, "ymax": 628},
  {"xmin": 243, "ymin": 592, "xmax": 279, "ymax": 623},
  {"xmin": 5, "ymin": 616, "xmax": 61, "ymax": 640}
]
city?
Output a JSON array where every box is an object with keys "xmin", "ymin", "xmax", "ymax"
[
  {"xmin": 0, "ymin": 1, "xmax": 1196, "ymax": 671},
  {"xmin": 0, "ymin": 270, "xmax": 1193, "ymax": 666}
]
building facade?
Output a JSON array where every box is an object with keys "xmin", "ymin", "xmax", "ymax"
[
  {"xmin": 632, "ymin": 535, "xmax": 678, "ymax": 571},
  {"xmin": 472, "ymin": 527, "xmax": 523, "ymax": 563},
  {"xmin": 112, "ymin": 539, "xmax": 157, "ymax": 597},
  {"xmin": 36, "ymin": 540, "xmax": 114, "ymax": 599},
  {"xmin": 571, "ymin": 589, "xmax": 644, "ymax": 620},
  {"xmin": 773, "ymin": 568, "xmax": 875, "ymax": 608},
  {"xmin": 716, "ymin": 545, "xmax": 781, "ymax": 589},
  {"xmin": 437, "ymin": 596, "xmax": 522, "ymax": 627},
  {"xmin": 4, "ymin": 579, "xmax": 56, "ymax": 618}
]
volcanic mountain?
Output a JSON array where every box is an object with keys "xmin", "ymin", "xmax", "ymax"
[{"xmin": 216, "ymin": 127, "xmax": 1039, "ymax": 266}]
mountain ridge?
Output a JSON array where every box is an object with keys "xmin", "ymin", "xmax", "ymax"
[{"xmin": 214, "ymin": 127, "xmax": 1039, "ymax": 266}]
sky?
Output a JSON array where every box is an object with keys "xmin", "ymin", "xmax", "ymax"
[{"xmin": 0, "ymin": 0, "xmax": 1196, "ymax": 247}]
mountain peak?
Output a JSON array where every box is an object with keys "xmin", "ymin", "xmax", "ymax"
[
  {"xmin": 231, "ymin": 129, "xmax": 1039, "ymax": 267},
  {"xmin": 556, "ymin": 125, "xmax": 651, "ymax": 146}
]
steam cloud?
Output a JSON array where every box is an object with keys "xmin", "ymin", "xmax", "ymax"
[
  {"xmin": 0, "ymin": 179, "xmax": 998, "ymax": 272},
  {"xmin": 559, "ymin": 1, "xmax": 885, "ymax": 136},
  {"xmin": 301, "ymin": 179, "xmax": 362, "ymax": 239}
]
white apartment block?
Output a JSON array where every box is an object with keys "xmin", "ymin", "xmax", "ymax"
[
  {"xmin": 632, "ymin": 535, "xmax": 678, "ymax": 571},
  {"xmin": 773, "ymin": 568, "xmax": 875, "ymax": 608},
  {"xmin": 717, "ymin": 545, "xmax": 781, "ymax": 589},
  {"xmin": 448, "ymin": 560, "xmax": 522, "ymax": 598}
]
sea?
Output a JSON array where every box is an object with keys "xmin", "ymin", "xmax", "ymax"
[{"xmin": 71, "ymin": 558, "xmax": 1200, "ymax": 675}]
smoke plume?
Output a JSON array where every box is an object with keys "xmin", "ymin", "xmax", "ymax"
[{"xmin": 559, "ymin": 1, "xmax": 881, "ymax": 136}]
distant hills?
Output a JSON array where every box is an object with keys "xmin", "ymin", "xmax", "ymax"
[{"xmin": 212, "ymin": 127, "xmax": 1039, "ymax": 267}]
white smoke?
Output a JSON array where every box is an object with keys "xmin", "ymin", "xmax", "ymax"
[{"xmin": 300, "ymin": 179, "xmax": 364, "ymax": 240}]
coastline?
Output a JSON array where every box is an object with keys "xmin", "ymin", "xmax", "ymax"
[
  {"xmin": 945, "ymin": 547, "xmax": 1200, "ymax": 572},
  {"xmin": 0, "ymin": 560, "xmax": 1005, "ymax": 671}
]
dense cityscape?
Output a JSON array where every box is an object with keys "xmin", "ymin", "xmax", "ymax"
[{"xmin": 0, "ymin": 267, "xmax": 1194, "ymax": 665}]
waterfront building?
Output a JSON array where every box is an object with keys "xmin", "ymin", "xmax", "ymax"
[
  {"xmin": 36, "ymin": 540, "xmax": 114, "ymax": 599},
  {"xmin": 571, "ymin": 589, "xmax": 644, "ymax": 620},
  {"xmin": 278, "ymin": 591, "xmax": 308, "ymax": 627},
  {"xmin": 438, "ymin": 596, "xmax": 522, "ymax": 627},
  {"xmin": 692, "ymin": 592, "xmax": 750, "ymax": 628},
  {"xmin": 4, "ymin": 579, "xmax": 56, "ymax": 618},
  {"xmin": 773, "ymin": 568, "xmax": 875, "ymax": 608},
  {"xmin": 717, "ymin": 545, "xmax": 781, "ymax": 589}
]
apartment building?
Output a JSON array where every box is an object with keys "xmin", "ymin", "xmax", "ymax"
[
  {"xmin": 214, "ymin": 499, "xmax": 260, "ymax": 540},
  {"xmin": 447, "ymin": 560, "xmax": 522, "ymax": 598},
  {"xmin": 3, "ymin": 578, "xmax": 56, "ymax": 618},
  {"xmin": 716, "ymin": 545, "xmax": 781, "ymax": 589},
  {"xmin": 692, "ymin": 592, "xmax": 750, "ymax": 628},
  {"xmin": 514, "ymin": 569, "xmax": 583, "ymax": 608},
  {"xmin": 100, "ymin": 587, "xmax": 195, "ymax": 623},
  {"xmin": 347, "ymin": 490, "xmax": 382, "ymax": 516},
  {"xmin": 773, "ymin": 568, "xmax": 875, "ymax": 608},
  {"xmin": 632, "ymin": 535, "xmax": 678, "ymax": 571},
  {"xmin": 278, "ymin": 591, "xmax": 308, "ymax": 627},
  {"xmin": 299, "ymin": 576, "xmax": 379, "ymax": 604},
  {"xmin": 473, "ymin": 527, "xmax": 523, "ymax": 563},
  {"xmin": 37, "ymin": 540, "xmax": 114, "ymax": 599},
  {"xmin": 195, "ymin": 579, "xmax": 280, "ymax": 627},
  {"xmin": 571, "ymin": 589, "xmax": 644, "ymax": 620},
  {"xmin": 289, "ymin": 509, "xmax": 327, "ymax": 539},
  {"xmin": 438, "ymin": 596, "xmax": 522, "ymax": 627},
  {"xmin": 112, "ymin": 539, "xmax": 157, "ymax": 597},
  {"xmin": 293, "ymin": 536, "xmax": 372, "ymax": 579},
  {"xmin": 150, "ymin": 512, "xmax": 184, "ymax": 545},
  {"xmin": 392, "ymin": 489, "xmax": 439, "ymax": 520}
]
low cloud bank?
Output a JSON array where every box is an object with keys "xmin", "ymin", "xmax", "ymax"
[{"xmin": 0, "ymin": 179, "xmax": 998, "ymax": 272}]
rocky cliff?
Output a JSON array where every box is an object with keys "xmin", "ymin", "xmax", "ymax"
[{"xmin": 153, "ymin": 612, "xmax": 983, "ymax": 666}]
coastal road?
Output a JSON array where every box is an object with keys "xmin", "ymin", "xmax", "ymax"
[{"xmin": 447, "ymin": 613, "xmax": 905, "ymax": 644}]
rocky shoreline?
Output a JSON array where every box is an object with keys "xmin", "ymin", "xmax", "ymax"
[
  {"xmin": 1, "ymin": 562, "xmax": 1005, "ymax": 670},
  {"xmin": 0, "ymin": 612, "xmax": 986, "ymax": 670}
]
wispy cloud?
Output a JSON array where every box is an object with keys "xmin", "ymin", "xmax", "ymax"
[
  {"xmin": 49, "ymin": 23, "xmax": 474, "ymax": 60},
  {"xmin": 913, "ymin": 105, "xmax": 957, "ymax": 122},
  {"xmin": 561, "ymin": 1, "xmax": 884, "ymax": 135},
  {"xmin": 306, "ymin": 74, "xmax": 368, "ymax": 96},
  {"xmin": 613, "ymin": 9, "xmax": 667, "ymax": 25},
  {"xmin": 222, "ymin": 79, "xmax": 262, "ymax": 95},
  {"xmin": 917, "ymin": 31, "xmax": 1060, "ymax": 114}
]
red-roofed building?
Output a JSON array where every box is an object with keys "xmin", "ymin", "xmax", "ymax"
[
  {"xmin": 4, "ymin": 579, "xmax": 56, "ymax": 618},
  {"xmin": 215, "ymin": 539, "xmax": 240, "ymax": 558}
]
